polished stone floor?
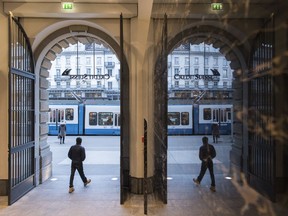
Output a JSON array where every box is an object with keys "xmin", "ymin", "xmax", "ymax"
[{"xmin": 0, "ymin": 135, "xmax": 287, "ymax": 216}]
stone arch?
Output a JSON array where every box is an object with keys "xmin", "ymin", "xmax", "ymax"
[
  {"xmin": 32, "ymin": 22, "xmax": 130, "ymax": 185},
  {"xmin": 154, "ymin": 22, "xmax": 250, "ymax": 188}
]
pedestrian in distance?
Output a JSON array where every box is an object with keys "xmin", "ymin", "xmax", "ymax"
[
  {"xmin": 58, "ymin": 121, "xmax": 66, "ymax": 144},
  {"xmin": 211, "ymin": 122, "xmax": 220, "ymax": 143},
  {"xmin": 68, "ymin": 137, "xmax": 91, "ymax": 193},
  {"xmin": 193, "ymin": 136, "xmax": 217, "ymax": 192}
]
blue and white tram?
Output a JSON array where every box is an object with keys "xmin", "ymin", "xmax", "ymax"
[
  {"xmin": 168, "ymin": 105, "xmax": 193, "ymax": 135},
  {"xmin": 195, "ymin": 104, "xmax": 232, "ymax": 135},
  {"xmin": 48, "ymin": 102, "xmax": 232, "ymax": 136},
  {"xmin": 48, "ymin": 104, "xmax": 81, "ymax": 135},
  {"xmin": 84, "ymin": 105, "xmax": 120, "ymax": 135}
]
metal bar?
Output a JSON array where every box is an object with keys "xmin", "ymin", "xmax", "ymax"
[{"xmin": 144, "ymin": 119, "xmax": 148, "ymax": 215}]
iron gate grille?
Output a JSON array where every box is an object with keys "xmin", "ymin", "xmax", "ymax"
[
  {"xmin": 248, "ymin": 15, "xmax": 275, "ymax": 201},
  {"xmin": 8, "ymin": 15, "xmax": 35, "ymax": 205}
]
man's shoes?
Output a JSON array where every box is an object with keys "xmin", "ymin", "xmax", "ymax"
[
  {"xmin": 69, "ymin": 187, "xmax": 74, "ymax": 193},
  {"xmin": 84, "ymin": 179, "xmax": 91, "ymax": 186},
  {"xmin": 210, "ymin": 186, "xmax": 216, "ymax": 192},
  {"xmin": 193, "ymin": 178, "xmax": 200, "ymax": 185}
]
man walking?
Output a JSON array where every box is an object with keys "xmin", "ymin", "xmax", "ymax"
[
  {"xmin": 193, "ymin": 136, "xmax": 217, "ymax": 192},
  {"xmin": 68, "ymin": 137, "xmax": 91, "ymax": 193}
]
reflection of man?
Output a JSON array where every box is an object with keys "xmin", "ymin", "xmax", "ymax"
[
  {"xmin": 211, "ymin": 123, "xmax": 220, "ymax": 143},
  {"xmin": 168, "ymin": 117, "xmax": 173, "ymax": 125},
  {"xmin": 106, "ymin": 116, "xmax": 113, "ymax": 125},
  {"xmin": 193, "ymin": 136, "xmax": 216, "ymax": 192},
  {"xmin": 182, "ymin": 116, "xmax": 188, "ymax": 125}
]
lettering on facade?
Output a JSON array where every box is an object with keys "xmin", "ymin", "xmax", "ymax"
[
  {"xmin": 174, "ymin": 74, "xmax": 219, "ymax": 81},
  {"xmin": 67, "ymin": 74, "xmax": 110, "ymax": 80},
  {"xmin": 61, "ymin": 69, "xmax": 110, "ymax": 80},
  {"xmin": 174, "ymin": 69, "xmax": 220, "ymax": 81}
]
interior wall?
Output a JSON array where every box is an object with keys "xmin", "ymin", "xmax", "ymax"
[{"xmin": 0, "ymin": 4, "xmax": 9, "ymax": 195}]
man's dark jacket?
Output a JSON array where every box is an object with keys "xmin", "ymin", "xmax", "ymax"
[{"xmin": 68, "ymin": 144, "xmax": 86, "ymax": 162}]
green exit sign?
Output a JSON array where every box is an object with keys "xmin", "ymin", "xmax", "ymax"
[
  {"xmin": 211, "ymin": 3, "xmax": 223, "ymax": 10},
  {"xmin": 62, "ymin": 2, "xmax": 73, "ymax": 10}
]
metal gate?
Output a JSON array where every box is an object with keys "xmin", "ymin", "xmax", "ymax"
[
  {"xmin": 154, "ymin": 14, "xmax": 168, "ymax": 204},
  {"xmin": 120, "ymin": 14, "xmax": 130, "ymax": 204},
  {"xmin": 248, "ymin": 15, "xmax": 275, "ymax": 201},
  {"xmin": 8, "ymin": 14, "xmax": 35, "ymax": 205}
]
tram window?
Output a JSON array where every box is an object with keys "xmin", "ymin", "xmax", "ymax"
[
  {"xmin": 65, "ymin": 108, "xmax": 74, "ymax": 121},
  {"xmin": 181, "ymin": 112, "xmax": 189, "ymax": 125},
  {"xmin": 212, "ymin": 109, "xmax": 219, "ymax": 122},
  {"xmin": 168, "ymin": 112, "xmax": 180, "ymax": 125},
  {"xmin": 227, "ymin": 108, "xmax": 231, "ymax": 120},
  {"xmin": 52, "ymin": 110, "xmax": 56, "ymax": 122},
  {"xmin": 49, "ymin": 110, "xmax": 54, "ymax": 122},
  {"xmin": 89, "ymin": 112, "xmax": 97, "ymax": 125},
  {"xmin": 58, "ymin": 109, "xmax": 64, "ymax": 122},
  {"xmin": 203, "ymin": 108, "xmax": 211, "ymax": 120},
  {"xmin": 116, "ymin": 114, "xmax": 121, "ymax": 126},
  {"xmin": 57, "ymin": 110, "xmax": 61, "ymax": 122},
  {"xmin": 220, "ymin": 110, "xmax": 226, "ymax": 122},
  {"xmin": 99, "ymin": 112, "xmax": 113, "ymax": 126}
]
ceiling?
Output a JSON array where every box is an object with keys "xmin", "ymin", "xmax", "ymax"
[{"xmin": 2, "ymin": 0, "xmax": 281, "ymax": 72}]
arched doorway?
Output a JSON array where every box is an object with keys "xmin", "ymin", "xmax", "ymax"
[
  {"xmin": 33, "ymin": 22, "xmax": 130, "ymax": 204},
  {"xmin": 154, "ymin": 22, "xmax": 249, "ymax": 203}
]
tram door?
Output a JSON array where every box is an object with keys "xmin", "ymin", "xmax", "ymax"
[{"xmin": 8, "ymin": 14, "xmax": 36, "ymax": 205}]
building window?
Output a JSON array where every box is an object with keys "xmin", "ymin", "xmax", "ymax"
[
  {"xmin": 56, "ymin": 81, "xmax": 61, "ymax": 87},
  {"xmin": 87, "ymin": 81, "xmax": 91, "ymax": 87},
  {"xmin": 97, "ymin": 57, "xmax": 102, "ymax": 65},
  {"xmin": 194, "ymin": 45, "xmax": 200, "ymax": 51},
  {"xmin": 185, "ymin": 67, "xmax": 190, "ymax": 75},
  {"xmin": 223, "ymin": 69, "xmax": 228, "ymax": 78},
  {"xmin": 223, "ymin": 58, "xmax": 228, "ymax": 66},
  {"xmin": 86, "ymin": 68, "xmax": 91, "ymax": 75},
  {"xmin": 76, "ymin": 81, "xmax": 80, "ymax": 88},
  {"xmin": 204, "ymin": 57, "xmax": 208, "ymax": 66},
  {"xmin": 66, "ymin": 56, "xmax": 71, "ymax": 65},
  {"xmin": 174, "ymin": 68, "xmax": 180, "ymax": 75},
  {"xmin": 97, "ymin": 68, "xmax": 101, "ymax": 75},
  {"xmin": 76, "ymin": 57, "xmax": 81, "ymax": 65},
  {"xmin": 213, "ymin": 57, "xmax": 218, "ymax": 66},
  {"xmin": 86, "ymin": 57, "xmax": 91, "ymax": 65},
  {"xmin": 204, "ymin": 81, "xmax": 208, "ymax": 88},
  {"xmin": 76, "ymin": 68, "xmax": 80, "ymax": 75},
  {"xmin": 213, "ymin": 81, "xmax": 218, "ymax": 87},
  {"xmin": 108, "ymin": 82, "xmax": 112, "ymax": 89},
  {"xmin": 204, "ymin": 69, "xmax": 209, "ymax": 75},
  {"xmin": 56, "ymin": 69, "xmax": 61, "ymax": 76},
  {"xmin": 194, "ymin": 57, "xmax": 199, "ymax": 65},
  {"xmin": 185, "ymin": 57, "xmax": 189, "ymax": 65},
  {"xmin": 174, "ymin": 57, "xmax": 179, "ymax": 65},
  {"xmin": 108, "ymin": 69, "xmax": 112, "ymax": 76},
  {"xmin": 223, "ymin": 81, "xmax": 228, "ymax": 88},
  {"xmin": 66, "ymin": 81, "xmax": 70, "ymax": 87},
  {"xmin": 97, "ymin": 81, "xmax": 101, "ymax": 88},
  {"xmin": 185, "ymin": 81, "xmax": 190, "ymax": 88},
  {"xmin": 194, "ymin": 81, "xmax": 198, "ymax": 87},
  {"xmin": 174, "ymin": 81, "xmax": 179, "ymax": 88},
  {"xmin": 194, "ymin": 68, "xmax": 199, "ymax": 75},
  {"xmin": 56, "ymin": 57, "xmax": 61, "ymax": 66}
]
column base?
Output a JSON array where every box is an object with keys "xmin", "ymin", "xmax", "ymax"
[
  {"xmin": 129, "ymin": 176, "xmax": 154, "ymax": 194},
  {"xmin": 0, "ymin": 179, "xmax": 8, "ymax": 195}
]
